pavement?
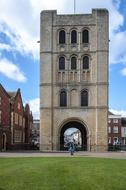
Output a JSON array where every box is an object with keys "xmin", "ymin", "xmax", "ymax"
[{"xmin": 0, "ymin": 151, "xmax": 126, "ymax": 159}]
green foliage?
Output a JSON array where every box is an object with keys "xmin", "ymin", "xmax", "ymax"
[{"xmin": 0, "ymin": 157, "xmax": 125, "ymax": 190}]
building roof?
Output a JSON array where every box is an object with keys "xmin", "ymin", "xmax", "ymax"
[
  {"xmin": 108, "ymin": 111, "xmax": 114, "ymax": 115},
  {"xmin": 7, "ymin": 91, "xmax": 17, "ymax": 98}
]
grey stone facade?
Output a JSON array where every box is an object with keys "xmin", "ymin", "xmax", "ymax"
[{"xmin": 40, "ymin": 9, "xmax": 109, "ymax": 151}]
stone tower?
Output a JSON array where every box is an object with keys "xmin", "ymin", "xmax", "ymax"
[{"xmin": 40, "ymin": 9, "xmax": 109, "ymax": 151}]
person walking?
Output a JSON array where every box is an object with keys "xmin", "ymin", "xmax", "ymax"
[{"xmin": 68, "ymin": 142, "xmax": 75, "ymax": 156}]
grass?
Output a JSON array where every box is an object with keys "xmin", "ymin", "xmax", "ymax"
[{"xmin": 0, "ymin": 157, "xmax": 126, "ymax": 190}]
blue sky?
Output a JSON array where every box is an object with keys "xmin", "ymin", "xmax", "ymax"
[{"xmin": 0, "ymin": 0, "xmax": 126, "ymax": 118}]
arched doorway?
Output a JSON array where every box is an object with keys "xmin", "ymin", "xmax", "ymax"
[
  {"xmin": 2, "ymin": 133, "xmax": 6, "ymax": 151},
  {"xmin": 60, "ymin": 121, "xmax": 87, "ymax": 151}
]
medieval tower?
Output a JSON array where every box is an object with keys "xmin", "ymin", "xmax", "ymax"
[{"xmin": 40, "ymin": 9, "xmax": 109, "ymax": 151}]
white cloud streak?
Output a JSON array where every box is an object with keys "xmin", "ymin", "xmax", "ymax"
[
  {"xmin": 110, "ymin": 109, "xmax": 126, "ymax": 117},
  {"xmin": 0, "ymin": 43, "xmax": 11, "ymax": 51},
  {"xmin": 0, "ymin": 58, "xmax": 27, "ymax": 82},
  {"xmin": 121, "ymin": 68, "xmax": 126, "ymax": 76}
]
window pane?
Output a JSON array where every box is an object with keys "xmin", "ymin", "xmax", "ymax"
[
  {"xmin": 71, "ymin": 30, "xmax": 77, "ymax": 43},
  {"xmin": 83, "ymin": 56, "xmax": 89, "ymax": 69},
  {"xmin": 71, "ymin": 57, "xmax": 77, "ymax": 70},
  {"xmin": 59, "ymin": 57, "xmax": 65, "ymax": 70},
  {"xmin": 60, "ymin": 91, "xmax": 67, "ymax": 107},
  {"xmin": 82, "ymin": 30, "xmax": 89, "ymax": 43},
  {"xmin": 81, "ymin": 90, "xmax": 88, "ymax": 106},
  {"xmin": 113, "ymin": 126, "xmax": 118, "ymax": 133},
  {"xmin": 59, "ymin": 30, "xmax": 65, "ymax": 44}
]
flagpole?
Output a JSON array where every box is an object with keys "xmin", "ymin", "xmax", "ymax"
[{"xmin": 74, "ymin": 0, "xmax": 76, "ymax": 14}]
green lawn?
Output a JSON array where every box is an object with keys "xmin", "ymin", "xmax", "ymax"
[{"xmin": 0, "ymin": 157, "xmax": 126, "ymax": 190}]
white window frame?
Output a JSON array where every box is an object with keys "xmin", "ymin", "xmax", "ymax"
[
  {"xmin": 113, "ymin": 119, "xmax": 118, "ymax": 123},
  {"xmin": 121, "ymin": 137, "xmax": 125, "ymax": 145}
]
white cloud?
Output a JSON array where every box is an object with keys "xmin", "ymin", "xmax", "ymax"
[
  {"xmin": 109, "ymin": 31, "xmax": 126, "ymax": 64},
  {"xmin": 121, "ymin": 68, "xmax": 126, "ymax": 76},
  {"xmin": 0, "ymin": 58, "xmax": 27, "ymax": 82},
  {"xmin": 0, "ymin": 0, "xmax": 66, "ymax": 59},
  {"xmin": 0, "ymin": 0, "xmax": 125, "ymax": 68},
  {"xmin": 28, "ymin": 98, "xmax": 40, "ymax": 119},
  {"xmin": 110, "ymin": 109, "xmax": 126, "ymax": 117},
  {"xmin": 0, "ymin": 43, "xmax": 11, "ymax": 51}
]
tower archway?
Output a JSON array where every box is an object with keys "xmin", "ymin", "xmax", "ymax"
[{"xmin": 60, "ymin": 120, "xmax": 87, "ymax": 151}]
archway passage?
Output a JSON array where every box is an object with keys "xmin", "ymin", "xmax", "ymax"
[{"xmin": 60, "ymin": 121, "xmax": 87, "ymax": 151}]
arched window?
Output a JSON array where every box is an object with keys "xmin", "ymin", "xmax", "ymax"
[
  {"xmin": 82, "ymin": 30, "xmax": 89, "ymax": 43},
  {"xmin": 59, "ymin": 57, "xmax": 65, "ymax": 70},
  {"xmin": 59, "ymin": 30, "xmax": 65, "ymax": 44},
  {"xmin": 71, "ymin": 30, "xmax": 77, "ymax": 44},
  {"xmin": 83, "ymin": 56, "xmax": 89, "ymax": 69},
  {"xmin": 81, "ymin": 90, "xmax": 88, "ymax": 106},
  {"xmin": 71, "ymin": 56, "xmax": 77, "ymax": 70},
  {"xmin": 60, "ymin": 90, "xmax": 67, "ymax": 107}
]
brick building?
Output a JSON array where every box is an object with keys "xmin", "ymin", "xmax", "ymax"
[
  {"xmin": 0, "ymin": 84, "xmax": 11, "ymax": 151},
  {"xmin": 108, "ymin": 112, "xmax": 122, "ymax": 145},
  {"xmin": 24, "ymin": 104, "xmax": 33, "ymax": 143},
  {"xmin": 121, "ymin": 118, "xmax": 126, "ymax": 145},
  {"xmin": 0, "ymin": 84, "xmax": 33, "ymax": 150}
]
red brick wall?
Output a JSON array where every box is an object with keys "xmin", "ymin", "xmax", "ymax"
[
  {"xmin": 0, "ymin": 87, "xmax": 10, "ymax": 126},
  {"xmin": 0, "ymin": 85, "xmax": 11, "ymax": 150},
  {"xmin": 12, "ymin": 91, "xmax": 24, "ymax": 144},
  {"xmin": 108, "ymin": 118, "xmax": 122, "ymax": 144}
]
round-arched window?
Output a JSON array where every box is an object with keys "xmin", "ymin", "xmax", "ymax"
[
  {"xmin": 83, "ymin": 56, "xmax": 89, "ymax": 69},
  {"xmin": 71, "ymin": 30, "xmax": 77, "ymax": 44},
  {"xmin": 71, "ymin": 56, "xmax": 77, "ymax": 70},
  {"xmin": 82, "ymin": 30, "xmax": 89, "ymax": 43},
  {"xmin": 59, "ymin": 30, "xmax": 66, "ymax": 44},
  {"xmin": 81, "ymin": 90, "xmax": 88, "ymax": 106},
  {"xmin": 59, "ymin": 57, "xmax": 65, "ymax": 70},
  {"xmin": 60, "ymin": 90, "xmax": 67, "ymax": 107}
]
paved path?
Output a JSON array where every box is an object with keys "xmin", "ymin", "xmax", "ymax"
[{"xmin": 0, "ymin": 151, "xmax": 126, "ymax": 159}]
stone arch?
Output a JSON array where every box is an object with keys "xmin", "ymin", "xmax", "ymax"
[{"xmin": 58, "ymin": 118, "xmax": 89, "ymax": 151}]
